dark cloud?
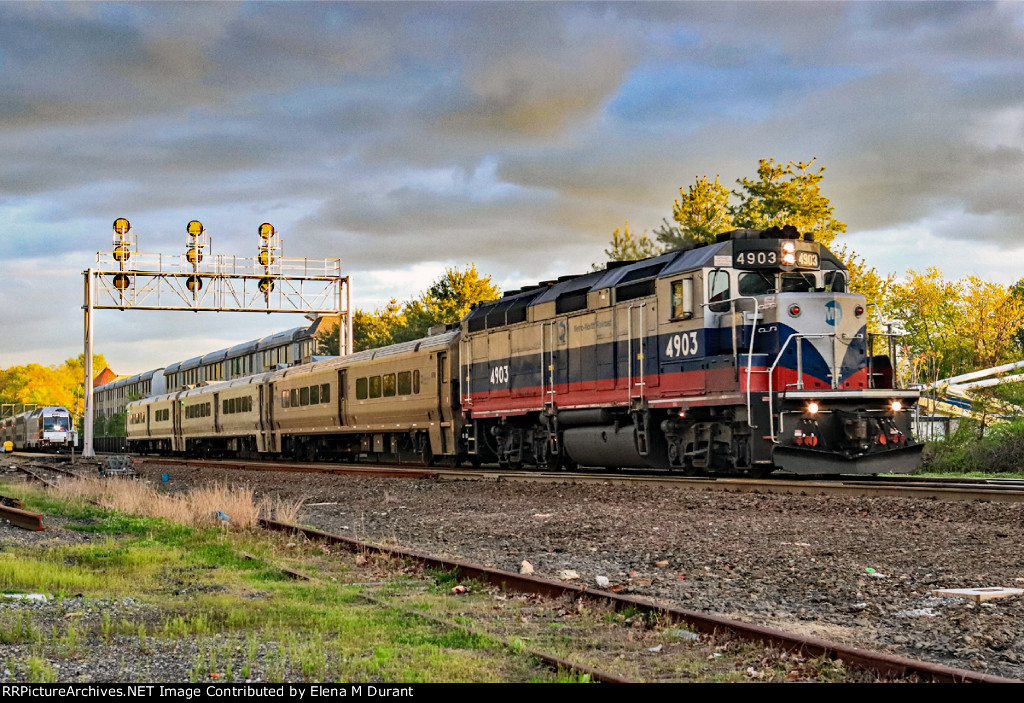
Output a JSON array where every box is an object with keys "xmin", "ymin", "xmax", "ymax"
[{"xmin": 3, "ymin": 1, "xmax": 1024, "ymax": 371}]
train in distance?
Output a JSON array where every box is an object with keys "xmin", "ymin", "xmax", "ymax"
[
  {"xmin": 1, "ymin": 406, "xmax": 77, "ymax": 452},
  {"xmin": 127, "ymin": 225, "xmax": 924, "ymax": 477}
]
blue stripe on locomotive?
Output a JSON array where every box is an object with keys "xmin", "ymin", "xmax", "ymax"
[{"xmin": 466, "ymin": 323, "xmax": 869, "ymax": 395}]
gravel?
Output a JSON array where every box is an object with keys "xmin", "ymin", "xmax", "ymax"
[{"xmin": 5, "ymin": 457, "xmax": 1024, "ymax": 680}]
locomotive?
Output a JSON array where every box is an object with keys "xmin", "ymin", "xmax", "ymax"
[
  {"xmin": 128, "ymin": 225, "xmax": 923, "ymax": 475},
  {"xmin": 1, "ymin": 406, "xmax": 78, "ymax": 452}
]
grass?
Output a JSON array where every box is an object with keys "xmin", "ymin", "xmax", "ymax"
[
  {"xmin": 0, "ymin": 481, "xmax": 561, "ymax": 683},
  {"xmin": 0, "ymin": 479, "xmax": 884, "ymax": 683}
]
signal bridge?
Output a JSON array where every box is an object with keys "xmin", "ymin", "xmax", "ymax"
[{"xmin": 82, "ymin": 218, "xmax": 352, "ymax": 457}]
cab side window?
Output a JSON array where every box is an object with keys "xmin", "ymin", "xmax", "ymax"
[{"xmin": 708, "ymin": 270, "xmax": 731, "ymax": 313}]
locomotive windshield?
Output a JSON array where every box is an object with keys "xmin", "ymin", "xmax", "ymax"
[
  {"xmin": 43, "ymin": 418, "xmax": 66, "ymax": 432},
  {"xmin": 737, "ymin": 271, "xmax": 817, "ymax": 296}
]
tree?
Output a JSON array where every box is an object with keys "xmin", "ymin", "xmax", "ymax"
[
  {"xmin": 730, "ymin": 158, "xmax": 847, "ymax": 248},
  {"xmin": 601, "ymin": 222, "xmax": 659, "ymax": 264},
  {"xmin": 0, "ymin": 353, "xmax": 107, "ymax": 414},
  {"xmin": 401, "ymin": 264, "xmax": 499, "ymax": 341},
  {"xmin": 663, "ymin": 175, "xmax": 734, "ymax": 249},
  {"xmin": 315, "ymin": 265, "xmax": 500, "ymax": 353},
  {"xmin": 883, "ymin": 268, "xmax": 1024, "ymax": 383}
]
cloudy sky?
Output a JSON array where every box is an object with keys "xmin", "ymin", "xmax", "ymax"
[{"xmin": 3, "ymin": 1, "xmax": 1024, "ymax": 374}]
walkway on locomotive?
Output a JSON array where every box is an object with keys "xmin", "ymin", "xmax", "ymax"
[{"xmin": 460, "ymin": 233, "xmax": 865, "ymax": 416}]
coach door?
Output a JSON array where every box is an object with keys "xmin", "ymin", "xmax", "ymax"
[
  {"xmin": 213, "ymin": 393, "xmax": 221, "ymax": 434},
  {"xmin": 435, "ymin": 353, "xmax": 453, "ymax": 455},
  {"xmin": 337, "ymin": 370, "xmax": 347, "ymax": 426},
  {"xmin": 264, "ymin": 383, "xmax": 277, "ymax": 453},
  {"xmin": 172, "ymin": 394, "xmax": 183, "ymax": 452}
]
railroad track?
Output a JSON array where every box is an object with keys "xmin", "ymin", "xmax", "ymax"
[
  {"xmin": 260, "ymin": 518, "xmax": 1018, "ymax": 683},
  {"xmin": 135, "ymin": 455, "xmax": 1024, "ymax": 503},
  {"xmin": 5, "ymin": 455, "xmax": 1018, "ymax": 682}
]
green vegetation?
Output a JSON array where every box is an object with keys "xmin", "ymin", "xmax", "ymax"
[
  {"xmin": 922, "ymin": 417, "xmax": 1024, "ymax": 475},
  {"xmin": 317, "ymin": 264, "xmax": 500, "ymax": 353},
  {"xmin": 0, "ymin": 483, "xmax": 557, "ymax": 683},
  {"xmin": 0, "ymin": 481, "xmax": 873, "ymax": 683}
]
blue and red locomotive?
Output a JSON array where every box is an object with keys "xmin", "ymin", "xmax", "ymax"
[{"xmin": 461, "ymin": 225, "xmax": 922, "ymax": 475}]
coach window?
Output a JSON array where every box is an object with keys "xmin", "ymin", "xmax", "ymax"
[
  {"xmin": 398, "ymin": 371, "xmax": 412, "ymax": 395},
  {"xmin": 281, "ymin": 390, "xmax": 290, "ymax": 408},
  {"xmin": 671, "ymin": 279, "xmax": 694, "ymax": 319},
  {"xmin": 320, "ymin": 384, "xmax": 330, "ymax": 403},
  {"xmin": 708, "ymin": 270, "xmax": 731, "ymax": 313},
  {"xmin": 369, "ymin": 376, "xmax": 382, "ymax": 399},
  {"xmin": 413, "ymin": 370, "xmax": 420, "ymax": 394},
  {"xmin": 300, "ymin": 387, "xmax": 310, "ymax": 406},
  {"xmin": 356, "ymin": 378, "xmax": 368, "ymax": 400},
  {"xmin": 383, "ymin": 373, "xmax": 396, "ymax": 397},
  {"xmin": 223, "ymin": 399, "xmax": 229, "ymax": 414},
  {"xmin": 309, "ymin": 384, "xmax": 320, "ymax": 404},
  {"xmin": 290, "ymin": 389, "xmax": 298, "ymax": 407}
]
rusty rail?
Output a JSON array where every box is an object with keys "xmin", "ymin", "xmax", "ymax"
[
  {"xmin": 0, "ymin": 504, "xmax": 44, "ymax": 531},
  {"xmin": 259, "ymin": 519, "xmax": 1020, "ymax": 684}
]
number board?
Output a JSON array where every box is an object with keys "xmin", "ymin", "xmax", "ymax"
[{"xmin": 731, "ymin": 239, "xmax": 820, "ymax": 271}]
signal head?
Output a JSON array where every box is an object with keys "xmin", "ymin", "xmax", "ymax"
[
  {"xmin": 187, "ymin": 220, "xmax": 204, "ymax": 237},
  {"xmin": 258, "ymin": 222, "xmax": 275, "ymax": 239},
  {"xmin": 113, "ymin": 218, "xmax": 131, "ymax": 236}
]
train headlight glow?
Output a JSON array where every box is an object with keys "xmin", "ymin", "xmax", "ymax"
[
  {"xmin": 807, "ymin": 402, "xmax": 819, "ymax": 414},
  {"xmin": 782, "ymin": 242, "xmax": 795, "ymax": 253},
  {"xmin": 782, "ymin": 253, "xmax": 796, "ymax": 265},
  {"xmin": 891, "ymin": 400, "xmax": 903, "ymax": 412}
]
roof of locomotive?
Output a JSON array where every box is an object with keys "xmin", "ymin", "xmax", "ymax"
[{"xmin": 465, "ymin": 226, "xmax": 846, "ymax": 329}]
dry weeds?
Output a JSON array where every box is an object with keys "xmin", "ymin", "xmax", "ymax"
[{"xmin": 49, "ymin": 477, "xmax": 303, "ymax": 530}]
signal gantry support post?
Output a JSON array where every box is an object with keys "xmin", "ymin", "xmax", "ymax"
[{"xmin": 82, "ymin": 219, "xmax": 352, "ymax": 458}]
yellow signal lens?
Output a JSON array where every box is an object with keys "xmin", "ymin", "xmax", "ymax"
[
  {"xmin": 259, "ymin": 277, "xmax": 275, "ymax": 294},
  {"xmin": 113, "ymin": 245, "xmax": 131, "ymax": 262},
  {"xmin": 186, "ymin": 248, "xmax": 203, "ymax": 264},
  {"xmin": 113, "ymin": 217, "xmax": 131, "ymax": 235},
  {"xmin": 258, "ymin": 222, "xmax": 275, "ymax": 239},
  {"xmin": 258, "ymin": 250, "xmax": 274, "ymax": 266},
  {"xmin": 113, "ymin": 274, "xmax": 130, "ymax": 290},
  {"xmin": 186, "ymin": 275, "xmax": 203, "ymax": 292},
  {"xmin": 187, "ymin": 220, "xmax": 204, "ymax": 237}
]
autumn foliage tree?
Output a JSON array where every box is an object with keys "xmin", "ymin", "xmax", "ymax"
[
  {"xmin": 0, "ymin": 353, "xmax": 107, "ymax": 420},
  {"xmin": 883, "ymin": 268, "xmax": 1024, "ymax": 383},
  {"xmin": 317, "ymin": 264, "xmax": 499, "ymax": 353}
]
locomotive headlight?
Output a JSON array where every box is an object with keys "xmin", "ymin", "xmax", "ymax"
[
  {"xmin": 782, "ymin": 253, "xmax": 796, "ymax": 265},
  {"xmin": 807, "ymin": 402, "xmax": 819, "ymax": 415},
  {"xmin": 782, "ymin": 241, "xmax": 796, "ymax": 253},
  {"xmin": 891, "ymin": 400, "xmax": 903, "ymax": 412}
]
